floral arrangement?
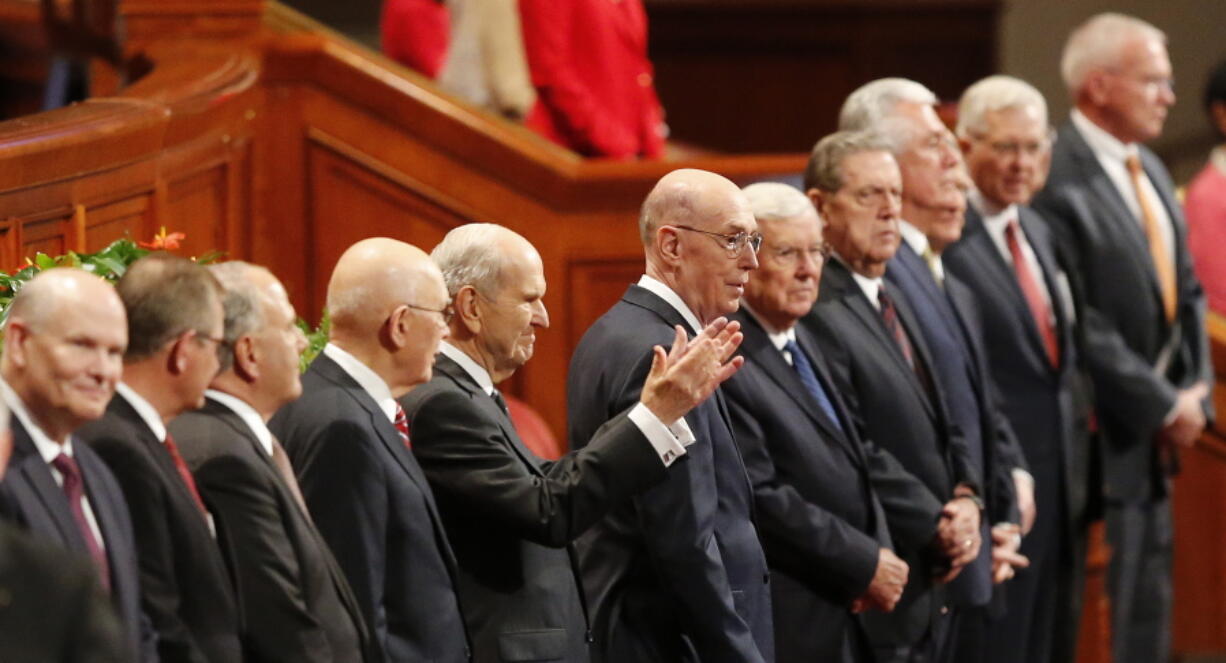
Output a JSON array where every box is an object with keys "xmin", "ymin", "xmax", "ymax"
[{"xmin": 0, "ymin": 228, "xmax": 329, "ymax": 371}]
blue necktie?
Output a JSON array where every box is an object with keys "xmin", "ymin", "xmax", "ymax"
[{"xmin": 784, "ymin": 339, "xmax": 843, "ymax": 434}]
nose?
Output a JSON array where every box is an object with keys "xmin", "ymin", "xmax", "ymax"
[
  {"xmin": 741, "ymin": 245, "xmax": 760, "ymax": 270},
  {"xmin": 295, "ymin": 327, "xmax": 309, "ymax": 353},
  {"xmin": 533, "ymin": 299, "xmax": 550, "ymax": 329}
]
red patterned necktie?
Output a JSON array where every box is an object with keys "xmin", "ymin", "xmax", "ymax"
[
  {"xmin": 163, "ymin": 432, "xmax": 208, "ymax": 516},
  {"xmin": 51, "ymin": 452, "xmax": 111, "ymax": 592},
  {"xmin": 394, "ymin": 403, "xmax": 411, "ymax": 449},
  {"xmin": 1005, "ymin": 219, "xmax": 1060, "ymax": 369}
]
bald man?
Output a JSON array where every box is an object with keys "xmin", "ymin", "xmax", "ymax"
[
  {"xmin": 270, "ymin": 239, "xmax": 470, "ymax": 663},
  {"xmin": 0, "ymin": 269, "xmax": 156, "ymax": 661},
  {"xmin": 568, "ymin": 169, "xmax": 773, "ymax": 663}
]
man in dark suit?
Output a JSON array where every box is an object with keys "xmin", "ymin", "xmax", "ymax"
[
  {"xmin": 171, "ymin": 261, "xmax": 372, "ymax": 662},
  {"xmin": 567, "ymin": 168, "xmax": 772, "ymax": 663},
  {"xmin": 801, "ymin": 130, "xmax": 985, "ymax": 663},
  {"xmin": 1031, "ymin": 14, "xmax": 1213, "ymax": 663},
  {"xmin": 0, "ymin": 382, "xmax": 128, "ymax": 663},
  {"xmin": 270, "ymin": 238, "xmax": 471, "ymax": 663},
  {"xmin": 402, "ymin": 223, "xmax": 744, "ymax": 663},
  {"xmin": 723, "ymin": 182, "xmax": 909, "ymax": 663},
  {"xmin": 838, "ymin": 77, "xmax": 1031, "ymax": 663},
  {"xmin": 77, "ymin": 254, "xmax": 242, "ymax": 663},
  {"xmin": 945, "ymin": 75, "xmax": 1096, "ymax": 663},
  {"xmin": 0, "ymin": 268, "xmax": 156, "ymax": 661}
]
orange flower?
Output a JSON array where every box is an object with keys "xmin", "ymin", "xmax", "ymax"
[{"xmin": 139, "ymin": 227, "xmax": 187, "ymax": 250}]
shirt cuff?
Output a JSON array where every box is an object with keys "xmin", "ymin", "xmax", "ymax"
[
  {"xmin": 1011, "ymin": 468, "xmax": 1034, "ymax": 489},
  {"xmin": 628, "ymin": 402, "xmax": 695, "ymax": 467}
]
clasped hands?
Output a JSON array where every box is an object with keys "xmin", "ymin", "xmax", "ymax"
[{"xmin": 640, "ymin": 318, "xmax": 745, "ymax": 425}]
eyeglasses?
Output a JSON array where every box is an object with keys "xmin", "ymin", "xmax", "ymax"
[
  {"xmin": 670, "ymin": 225, "xmax": 764, "ymax": 257},
  {"xmin": 971, "ymin": 129, "xmax": 1055, "ymax": 159},
  {"xmin": 768, "ymin": 243, "xmax": 833, "ymax": 266},
  {"xmin": 405, "ymin": 302, "xmax": 455, "ymax": 325}
]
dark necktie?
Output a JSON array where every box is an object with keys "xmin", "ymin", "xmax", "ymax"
[
  {"xmin": 51, "ymin": 452, "xmax": 111, "ymax": 591},
  {"xmin": 1005, "ymin": 220, "xmax": 1060, "ymax": 369},
  {"xmin": 878, "ymin": 284, "xmax": 915, "ymax": 368},
  {"xmin": 394, "ymin": 403, "xmax": 411, "ymax": 449},
  {"xmin": 783, "ymin": 339, "xmax": 843, "ymax": 434},
  {"xmin": 163, "ymin": 432, "xmax": 208, "ymax": 516},
  {"xmin": 269, "ymin": 436, "xmax": 313, "ymax": 523},
  {"xmin": 491, "ymin": 390, "xmax": 509, "ymax": 417}
]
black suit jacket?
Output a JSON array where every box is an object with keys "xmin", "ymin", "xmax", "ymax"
[
  {"xmin": 269, "ymin": 352, "xmax": 470, "ymax": 663},
  {"xmin": 78, "ymin": 395, "xmax": 242, "ymax": 663},
  {"xmin": 723, "ymin": 309, "xmax": 897, "ymax": 663},
  {"xmin": 803, "ymin": 259, "xmax": 977, "ymax": 648},
  {"xmin": 401, "ymin": 353, "xmax": 667, "ymax": 663},
  {"xmin": 567, "ymin": 285, "xmax": 772, "ymax": 663},
  {"xmin": 170, "ymin": 397, "xmax": 373, "ymax": 663},
  {"xmin": 944, "ymin": 204, "xmax": 1095, "ymax": 541},
  {"xmin": 1032, "ymin": 121, "xmax": 1214, "ymax": 502},
  {"xmin": 0, "ymin": 521, "xmax": 128, "ymax": 663},
  {"xmin": 0, "ymin": 416, "xmax": 156, "ymax": 662}
]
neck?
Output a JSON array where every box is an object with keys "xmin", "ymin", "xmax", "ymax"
[
  {"xmin": 645, "ymin": 262, "xmax": 710, "ymax": 325},
  {"xmin": 446, "ymin": 337, "xmax": 510, "ymax": 384},
  {"xmin": 1077, "ymin": 102, "xmax": 1132, "ymax": 145},
  {"xmin": 330, "ymin": 336, "xmax": 409, "ymax": 398},
  {"xmin": 121, "ymin": 362, "xmax": 182, "ymax": 422},
  {"xmin": 208, "ymin": 375, "xmax": 274, "ymax": 421}
]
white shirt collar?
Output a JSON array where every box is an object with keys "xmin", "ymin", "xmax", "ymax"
[
  {"xmin": 898, "ymin": 220, "xmax": 930, "ymax": 257},
  {"xmin": 438, "ymin": 342, "xmax": 495, "ymax": 396},
  {"xmin": 0, "ymin": 378, "xmax": 73, "ymax": 461},
  {"xmin": 740, "ymin": 300, "xmax": 796, "ymax": 353},
  {"xmin": 204, "ymin": 389, "xmax": 273, "ymax": 457},
  {"xmin": 1211, "ymin": 146, "xmax": 1226, "ymax": 175},
  {"xmin": 322, "ymin": 343, "xmax": 398, "ymax": 423},
  {"xmin": 1071, "ymin": 108, "xmax": 1137, "ymax": 163},
  {"xmin": 850, "ymin": 270, "xmax": 884, "ymax": 311},
  {"xmin": 970, "ymin": 190, "xmax": 1018, "ymax": 231},
  {"xmin": 637, "ymin": 274, "xmax": 705, "ymax": 335},
  {"xmin": 115, "ymin": 382, "xmax": 167, "ymax": 442}
]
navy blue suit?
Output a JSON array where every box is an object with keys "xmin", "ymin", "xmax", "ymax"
[
  {"xmin": 567, "ymin": 285, "xmax": 772, "ymax": 663},
  {"xmin": 0, "ymin": 416, "xmax": 157, "ymax": 662}
]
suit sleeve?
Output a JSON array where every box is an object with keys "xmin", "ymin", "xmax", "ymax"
[
  {"xmin": 608, "ymin": 348, "xmax": 766, "ymax": 663},
  {"xmin": 723, "ymin": 383, "xmax": 879, "ymax": 602},
  {"xmin": 193, "ymin": 450, "xmax": 335, "ymax": 662},
  {"xmin": 65, "ymin": 558, "xmax": 131, "ymax": 663},
  {"xmin": 88, "ymin": 435, "xmax": 208, "ymax": 663},
  {"xmin": 1033, "ymin": 185, "xmax": 1179, "ymax": 435},
  {"xmin": 290, "ymin": 418, "xmax": 389, "ymax": 652},
  {"xmin": 408, "ymin": 388, "xmax": 666, "ymax": 548}
]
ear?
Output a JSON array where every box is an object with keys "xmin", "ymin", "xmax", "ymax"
[
  {"xmin": 231, "ymin": 335, "xmax": 259, "ymax": 383},
  {"xmin": 384, "ymin": 305, "xmax": 411, "ymax": 350},
  {"xmin": 806, "ymin": 188, "xmax": 828, "ymax": 218},
  {"xmin": 168, "ymin": 330, "xmax": 194, "ymax": 375},
  {"xmin": 958, "ymin": 136, "xmax": 973, "ymax": 156},
  {"xmin": 656, "ymin": 226, "xmax": 683, "ymax": 266},
  {"xmin": 1084, "ymin": 70, "xmax": 1111, "ymax": 107},
  {"xmin": 453, "ymin": 286, "xmax": 482, "ymax": 336},
  {"xmin": 3, "ymin": 320, "xmax": 31, "ymax": 369}
]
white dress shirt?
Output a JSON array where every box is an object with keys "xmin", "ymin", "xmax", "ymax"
[
  {"xmin": 1070, "ymin": 109, "xmax": 1175, "ymax": 268},
  {"xmin": 115, "ymin": 382, "xmax": 167, "ymax": 443},
  {"xmin": 0, "ymin": 378, "xmax": 106, "ymax": 549},
  {"xmin": 848, "ymin": 266, "xmax": 884, "ymax": 312},
  {"xmin": 740, "ymin": 301, "xmax": 798, "ymax": 364},
  {"xmin": 206, "ymin": 389, "xmax": 274, "ymax": 457},
  {"xmin": 969, "ymin": 191, "xmax": 1054, "ymax": 315},
  {"xmin": 323, "ymin": 343, "xmax": 399, "ymax": 424},
  {"xmin": 637, "ymin": 274, "xmax": 704, "ymax": 335},
  {"xmin": 899, "ymin": 220, "xmax": 946, "ymax": 284}
]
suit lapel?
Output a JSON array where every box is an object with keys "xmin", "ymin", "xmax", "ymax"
[
  {"xmin": 622, "ymin": 284, "xmax": 697, "ymax": 336},
  {"xmin": 106, "ymin": 396, "xmax": 204, "ymax": 516},
  {"xmin": 433, "ymin": 355, "xmax": 544, "ymax": 477},
  {"xmin": 1019, "ymin": 207, "xmax": 1073, "ymax": 369},
  {"xmin": 794, "ymin": 328, "xmax": 869, "ymax": 468},
  {"xmin": 6, "ymin": 420, "xmax": 88, "ymax": 550}
]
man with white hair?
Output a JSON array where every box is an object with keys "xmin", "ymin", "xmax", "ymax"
[
  {"xmin": 400, "ymin": 223, "xmax": 744, "ymax": 663},
  {"xmin": 945, "ymin": 74, "xmax": 1095, "ymax": 663},
  {"xmin": 841, "ymin": 78, "xmax": 1031, "ymax": 663},
  {"xmin": 269, "ymin": 238, "xmax": 470, "ymax": 663},
  {"xmin": 1032, "ymin": 13, "xmax": 1213, "ymax": 663}
]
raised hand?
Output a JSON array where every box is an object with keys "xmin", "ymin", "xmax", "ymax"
[{"xmin": 640, "ymin": 319, "xmax": 745, "ymax": 425}]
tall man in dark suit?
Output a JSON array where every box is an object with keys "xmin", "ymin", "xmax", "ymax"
[
  {"xmin": 0, "ymin": 268, "xmax": 156, "ymax": 661},
  {"xmin": 0, "ymin": 382, "xmax": 128, "ymax": 663},
  {"xmin": 270, "ymin": 238, "xmax": 471, "ymax": 663},
  {"xmin": 401, "ymin": 223, "xmax": 744, "ymax": 663},
  {"xmin": 77, "ymin": 254, "xmax": 242, "ymax": 663},
  {"xmin": 567, "ymin": 168, "xmax": 772, "ymax": 663},
  {"xmin": 945, "ymin": 75, "xmax": 1095, "ymax": 663},
  {"xmin": 1031, "ymin": 14, "xmax": 1213, "ymax": 663},
  {"xmin": 801, "ymin": 130, "xmax": 984, "ymax": 663},
  {"xmin": 723, "ymin": 181, "xmax": 909, "ymax": 663},
  {"xmin": 171, "ymin": 261, "xmax": 373, "ymax": 663},
  {"xmin": 839, "ymin": 78, "xmax": 1032, "ymax": 663}
]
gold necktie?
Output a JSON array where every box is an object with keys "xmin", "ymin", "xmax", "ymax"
[
  {"xmin": 1125, "ymin": 154, "xmax": 1176, "ymax": 322},
  {"xmin": 922, "ymin": 246, "xmax": 943, "ymax": 289}
]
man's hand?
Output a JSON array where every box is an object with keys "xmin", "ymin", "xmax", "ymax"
[
  {"xmin": 1159, "ymin": 382, "xmax": 1209, "ymax": 449},
  {"xmin": 990, "ymin": 523, "xmax": 1030, "ymax": 584},
  {"xmin": 640, "ymin": 319, "xmax": 744, "ymax": 425},
  {"xmin": 934, "ymin": 495, "xmax": 981, "ymax": 583},
  {"xmin": 1014, "ymin": 470, "xmax": 1036, "ymax": 536},
  {"xmin": 851, "ymin": 547, "xmax": 909, "ymax": 614}
]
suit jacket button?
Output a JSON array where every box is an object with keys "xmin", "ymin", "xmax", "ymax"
[{"xmin": 940, "ymin": 605, "xmax": 950, "ymax": 615}]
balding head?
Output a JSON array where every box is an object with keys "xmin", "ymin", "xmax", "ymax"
[
  {"xmin": 326, "ymin": 238, "xmax": 450, "ymax": 395},
  {"xmin": 2, "ymin": 269, "xmax": 127, "ymax": 442},
  {"xmin": 641, "ymin": 169, "xmax": 760, "ymax": 325}
]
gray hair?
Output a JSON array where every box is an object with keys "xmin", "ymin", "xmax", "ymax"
[
  {"xmin": 839, "ymin": 78, "xmax": 938, "ymax": 153},
  {"xmin": 804, "ymin": 130, "xmax": 895, "ymax": 193},
  {"xmin": 430, "ymin": 223, "xmax": 515, "ymax": 298},
  {"xmin": 207, "ymin": 262, "xmax": 269, "ymax": 373},
  {"xmin": 956, "ymin": 75, "xmax": 1049, "ymax": 138},
  {"xmin": 1061, "ymin": 13, "xmax": 1166, "ymax": 94},
  {"xmin": 741, "ymin": 182, "xmax": 816, "ymax": 223},
  {"xmin": 117, "ymin": 254, "xmax": 223, "ymax": 361}
]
